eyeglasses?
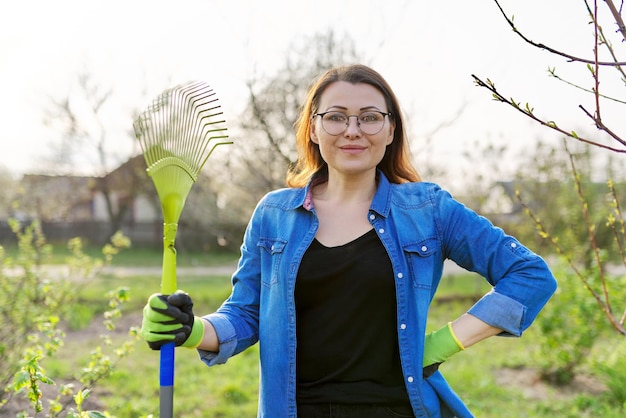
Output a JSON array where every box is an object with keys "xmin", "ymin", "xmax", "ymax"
[{"xmin": 312, "ymin": 111, "xmax": 392, "ymax": 135}]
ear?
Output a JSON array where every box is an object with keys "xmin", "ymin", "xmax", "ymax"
[
  {"xmin": 310, "ymin": 123, "xmax": 320, "ymax": 144},
  {"xmin": 386, "ymin": 122, "xmax": 395, "ymax": 145}
]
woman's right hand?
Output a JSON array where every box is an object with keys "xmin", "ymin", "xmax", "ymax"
[{"xmin": 141, "ymin": 290, "xmax": 204, "ymax": 349}]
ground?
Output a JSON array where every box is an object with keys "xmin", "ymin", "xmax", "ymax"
[
  {"xmin": 2, "ymin": 310, "xmax": 608, "ymax": 417},
  {"xmin": 494, "ymin": 367, "xmax": 607, "ymax": 401},
  {"xmin": 1, "ymin": 263, "xmax": 610, "ymax": 415}
]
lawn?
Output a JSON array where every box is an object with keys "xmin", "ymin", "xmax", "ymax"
[{"xmin": 9, "ymin": 249, "xmax": 625, "ymax": 417}]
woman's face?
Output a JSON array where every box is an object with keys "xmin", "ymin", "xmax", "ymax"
[{"xmin": 310, "ymin": 81, "xmax": 394, "ymax": 178}]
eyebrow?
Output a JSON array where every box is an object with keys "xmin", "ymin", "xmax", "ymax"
[{"xmin": 324, "ymin": 105, "xmax": 384, "ymax": 112}]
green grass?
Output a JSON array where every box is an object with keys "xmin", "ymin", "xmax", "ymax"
[
  {"xmin": 1, "ymin": 243, "xmax": 239, "ymax": 267},
  {"xmin": 37, "ymin": 263, "xmax": 626, "ymax": 417}
]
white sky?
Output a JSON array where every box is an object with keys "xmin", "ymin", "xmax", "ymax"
[{"xmin": 1, "ymin": 0, "xmax": 622, "ymax": 191}]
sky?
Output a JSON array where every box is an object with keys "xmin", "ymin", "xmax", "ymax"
[{"xmin": 1, "ymin": 0, "xmax": 622, "ymax": 191}]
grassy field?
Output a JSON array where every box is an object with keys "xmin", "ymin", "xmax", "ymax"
[{"xmin": 35, "ymin": 250, "xmax": 625, "ymax": 417}]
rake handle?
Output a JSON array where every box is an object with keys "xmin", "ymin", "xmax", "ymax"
[
  {"xmin": 160, "ymin": 343, "xmax": 175, "ymax": 418},
  {"xmin": 160, "ymin": 223, "xmax": 178, "ymax": 418},
  {"xmin": 161, "ymin": 223, "xmax": 178, "ymax": 294}
]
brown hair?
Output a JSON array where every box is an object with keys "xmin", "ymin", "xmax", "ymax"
[{"xmin": 287, "ymin": 64, "xmax": 420, "ymax": 187}]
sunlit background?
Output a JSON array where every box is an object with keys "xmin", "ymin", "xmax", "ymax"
[{"xmin": 1, "ymin": 0, "xmax": 621, "ymax": 191}]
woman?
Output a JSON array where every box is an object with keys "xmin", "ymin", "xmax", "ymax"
[{"xmin": 142, "ymin": 64, "xmax": 557, "ymax": 417}]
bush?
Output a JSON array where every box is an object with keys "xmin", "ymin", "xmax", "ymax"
[
  {"xmin": 533, "ymin": 267, "xmax": 608, "ymax": 385},
  {"xmin": 0, "ymin": 219, "xmax": 138, "ymax": 417},
  {"xmin": 596, "ymin": 340, "xmax": 626, "ymax": 408}
]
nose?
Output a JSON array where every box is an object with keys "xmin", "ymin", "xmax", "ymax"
[{"xmin": 344, "ymin": 115, "xmax": 361, "ymax": 136}]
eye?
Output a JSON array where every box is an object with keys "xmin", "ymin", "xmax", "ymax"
[
  {"xmin": 324, "ymin": 112, "xmax": 347, "ymax": 122},
  {"xmin": 359, "ymin": 112, "xmax": 383, "ymax": 123}
]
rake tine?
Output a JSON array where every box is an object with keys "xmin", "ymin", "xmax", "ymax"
[{"xmin": 133, "ymin": 80, "xmax": 230, "ymax": 418}]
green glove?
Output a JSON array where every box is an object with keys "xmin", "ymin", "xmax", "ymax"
[
  {"xmin": 141, "ymin": 290, "xmax": 204, "ymax": 350},
  {"xmin": 423, "ymin": 322, "xmax": 464, "ymax": 376}
]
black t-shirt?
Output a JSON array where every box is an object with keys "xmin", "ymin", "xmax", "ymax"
[{"xmin": 295, "ymin": 228, "xmax": 410, "ymax": 405}]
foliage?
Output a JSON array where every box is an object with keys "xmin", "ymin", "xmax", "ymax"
[
  {"xmin": 0, "ymin": 220, "xmax": 138, "ymax": 417},
  {"xmin": 219, "ymin": 31, "xmax": 363, "ymax": 222},
  {"xmin": 594, "ymin": 335, "xmax": 626, "ymax": 407},
  {"xmin": 474, "ymin": 0, "xmax": 625, "ymax": 155},
  {"xmin": 532, "ymin": 268, "xmax": 607, "ymax": 385},
  {"xmin": 515, "ymin": 141, "xmax": 626, "ymax": 338},
  {"xmin": 76, "ymin": 271, "xmax": 623, "ymax": 417},
  {"xmin": 473, "ymin": 1, "xmax": 626, "ymax": 339},
  {"xmin": 509, "ymin": 139, "xmax": 625, "ymax": 266}
]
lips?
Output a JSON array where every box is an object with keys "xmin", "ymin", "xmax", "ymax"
[{"xmin": 339, "ymin": 145, "xmax": 367, "ymax": 154}]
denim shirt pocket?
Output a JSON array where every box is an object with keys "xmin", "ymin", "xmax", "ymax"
[
  {"xmin": 257, "ymin": 238, "xmax": 287, "ymax": 288},
  {"xmin": 403, "ymin": 237, "xmax": 438, "ymax": 290}
]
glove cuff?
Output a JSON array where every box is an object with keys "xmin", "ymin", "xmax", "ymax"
[
  {"xmin": 434, "ymin": 322, "xmax": 465, "ymax": 359},
  {"xmin": 423, "ymin": 322, "xmax": 464, "ymax": 366},
  {"xmin": 182, "ymin": 316, "xmax": 205, "ymax": 348},
  {"xmin": 447, "ymin": 322, "xmax": 465, "ymax": 351}
]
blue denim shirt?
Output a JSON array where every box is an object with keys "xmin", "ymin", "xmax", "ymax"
[{"xmin": 199, "ymin": 172, "xmax": 557, "ymax": 418}]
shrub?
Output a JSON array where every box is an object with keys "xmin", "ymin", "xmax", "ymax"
[
  {"xmin": 0, "ymin": 220, "xmax": 137, "ymax": 417},
  {"xmin": 533, "ymin": 268, "xmax": 608, "ymax": 385}
]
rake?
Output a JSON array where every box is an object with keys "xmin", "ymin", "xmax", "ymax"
[{"xmin": 133, "ymin": 80, "xmax": 231, "ymax": 418}]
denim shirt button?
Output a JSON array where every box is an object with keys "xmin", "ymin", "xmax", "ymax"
[
  {"xmin": 400, "ymin": 323, "xmax": 407, "ymax": 330},
  {"xmin": 407, "ymin": 376, "xmax": 414, "ymax": 383},
  {"xmin": 397, "ymin": 272, "xmax": 403, "ymax": 279},
  {"xmin": 379, "ymin": 228, "xmax": 385, "ymax": 234},
  {"xmin": 421, "ymin": 245, "xmax": 428, "ymax": 252},
  {"xmin": 511, "ymin": 242, "xmax": 517, "ymax": 248},
  {"xmin": 369, "ymin": 214, "xmax": 375, "ymax": 220}
]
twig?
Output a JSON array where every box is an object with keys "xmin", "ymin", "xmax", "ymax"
[
  {"xmin": 578, "ymin": 104, "xmax": 626, "ymax": 146},
  {"xmin": 548, "ymin": 68, "xmax": 626, "ymax": 104},
  {"xmin": 515, "ymin": 183, "xmax": 626, "ymax": 336},
  {"xmin": 592, "ymin": 1, "xmax": 602, "ymax": 126},
  {"xmin": 606, "ymin": 179, "xmax": 626, "ymax": 326},
  {"xmin": 471, "ymin": 75, "xmax": 626, "ymax": 152},
  {"xmin": 563, "ymin": 140, "xmax": 612, "ymax": 316},
  {"xmin": 492, "ymin": 0, "xmax": 626, "ymax": 66},
  {"xmin": 603, "ymin": 0, "xmax": 626, "ymax": 41},
  {"xmin": 583, "ymin": 0, "xmax": 626, "ymax": 81}
]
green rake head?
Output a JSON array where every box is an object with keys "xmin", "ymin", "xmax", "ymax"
[{"xmin": 133, "ymin": 81, "xmax": 231, "ymax": 225}]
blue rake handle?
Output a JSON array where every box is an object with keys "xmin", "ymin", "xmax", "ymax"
[
  {"xmin": 160, "ymin": 225, "xmax": 178, "ymax": 418},
  {"xmin": 160, "ymin": 342, "xmax": 175, "ymax": 417}
]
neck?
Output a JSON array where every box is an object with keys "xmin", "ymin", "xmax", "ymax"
[{"xmin": 314, "ymin": 170, "xmax": 377, "ymax": 203}]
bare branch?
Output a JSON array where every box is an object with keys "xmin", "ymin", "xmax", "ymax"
[
  {"xmin": 548, "ymin": 67, "xmax": 626, "ymax": 104},
  {"xmin": 603, "ymin": 0, "xmax": 626, "ymax": 40},
  {"xmin": 493, "ymin": 0, "xmax": 626, "ymax": 66},
  {"xmin": 563, "ymin": 140, "xmax": 612, "ymax": 315},
  {"xmin": 584, "ymin": 0, "xmax": 626, "ymax": 81},
  {"xmin": 516, "ymin": 181, "xmax": 626, "ymax": 336},
  {"xmin": 472, "ymin": 74, "xmax": 626, "ymax": 152},
  {"xmin": 578, "ymin": 104, "xmax": 626, "ymax": 146}
]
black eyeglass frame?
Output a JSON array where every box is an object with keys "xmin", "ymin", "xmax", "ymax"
[{"xmin": 312, "ymin": 111, "xmax": 393, "ymax": 135}]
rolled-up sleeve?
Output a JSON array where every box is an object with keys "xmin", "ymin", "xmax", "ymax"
[
  {"xmin": 436, "ymin": 187, "xmax": 558, "ymax": 336},
  {"xmin": 198, "ymin": 313, "xmax": 238, "ymax": 366},
  {"xmin": 467, "ymin": 290, "xmax": 526, "ymax": 336}
]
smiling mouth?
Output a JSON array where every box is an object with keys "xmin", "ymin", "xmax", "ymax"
[{"xmin": 340, "ymin": 146, "xmax": 367, "ymax": 155}]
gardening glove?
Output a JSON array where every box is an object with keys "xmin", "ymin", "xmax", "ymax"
[
  {"xmin": 141, "ymin": 290, "xmax": 204, "ymax": 350},
  {"xmin": 423, "ymin": 322, "xmax": 465, "ymax": 378}
]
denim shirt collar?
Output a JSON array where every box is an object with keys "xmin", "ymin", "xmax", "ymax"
[{"xmin": 299, "ymin": 170, "xmax": 393, "ymax": 217}]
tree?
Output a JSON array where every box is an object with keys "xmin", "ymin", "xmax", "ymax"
[
  {"xmin": 473, "ymin": 0, "xmax": 625, "ymax": 155},
  {"xmin": 40, "ymin": 72, "xmax": 149, "ymax": 241},
  {"xmin": 221, "ymin": 31, "xmax": 363, "ymax": 220},
  {"xmin": 473, "ymin": 0, "xmax": 626, "ymax": 336}
]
